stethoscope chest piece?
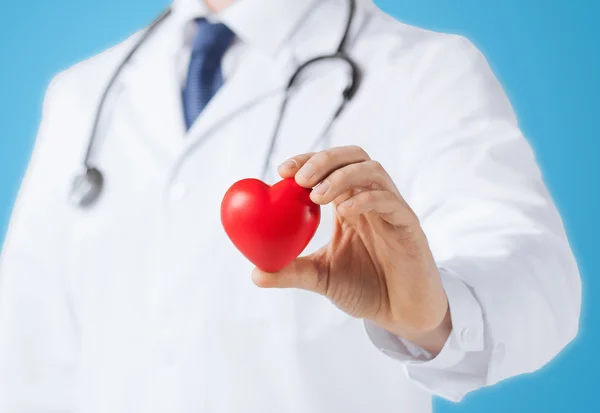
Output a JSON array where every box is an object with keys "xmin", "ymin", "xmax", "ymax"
[{"xmin": 69, "ymin": 167, "xmax": 104, "ymax": 208}]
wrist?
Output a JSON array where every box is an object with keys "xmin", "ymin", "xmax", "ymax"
[
  {"xmin": 383, "ymin": 302, "xmax": 452, "ymax": 357},
  {"xmin": 408, "ymin": 306, "xmax": 452, "ymax": 356}
]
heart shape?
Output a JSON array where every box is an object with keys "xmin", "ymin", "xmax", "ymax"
[{"xmin": 221, "ymin": 178, "xmax": 321, "ymax": 273}]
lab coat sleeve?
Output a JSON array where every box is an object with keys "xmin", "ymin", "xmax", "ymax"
[
  {"xmin": 366, "ymin": 35, "xmax": 581, "ymax": 401},
  {"xmin": 0, "ymin": 72, "xmax": 80, "ymax": 412}
]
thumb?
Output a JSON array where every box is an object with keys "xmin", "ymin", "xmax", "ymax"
[{"xmin": 251, "ymin": 252, "xmax": 329, "ymax": 295}]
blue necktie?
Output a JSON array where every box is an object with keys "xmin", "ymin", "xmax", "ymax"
[{"xmin": 182, "ymin": 19, "xmax": 235, "ymax": 130}]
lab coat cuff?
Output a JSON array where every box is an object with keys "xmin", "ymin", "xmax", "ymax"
[
  {"xmin": 437, "ymin": 266, "xmax": 485, "ymax": 353},
  {"xmin": 364, "ymin": 267, "xmax": 485, "ymax": 369}
]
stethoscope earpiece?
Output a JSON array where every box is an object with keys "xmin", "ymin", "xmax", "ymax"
[{"xmin": 69, "ymin": 167, "xmax": 104, "ymax": 208}]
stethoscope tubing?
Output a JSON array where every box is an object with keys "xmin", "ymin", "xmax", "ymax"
[
  {"xmin": 84, "ymin": 8, "xmax": 173, "ymax": 168},
  {"xmin": 71, "ymin": 0, "xmax": 359, "ymax": 209}
]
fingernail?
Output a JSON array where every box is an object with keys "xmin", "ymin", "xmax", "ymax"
[
  {"xmin": 313, "ymin": 181, "xmax": 329, "ymax": 195},
  {"xmin": 296, "ymin": 164, "xmax": 315, "ymax": 180},
  {"xmin": 279, "ymin": 159, "xmax": 297, "ymax": 170},
  {"xmin": 339, "ymin": 199, "xmax": 354, "ymax": 208}
]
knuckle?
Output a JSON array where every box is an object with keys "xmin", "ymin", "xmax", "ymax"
[
  {"xmin": 321, "ymin": 149, "xmax": 336, "ymax": 162},
  {"xmin": 326, "ymin": 169, "xmax": 351, "ymax": 195},
  {"xmin": 313, "ymin": 149, "xmax": 336, "ymax": 168},
  {"xmin": 368, "ymin": 160, "xmax": 385, "ymax": 174},
  {"xmin": 349, "ymin": 161, "xmax": 367, "ymax": 176},
  {"xmin": 348, "ymin": 145, "xmax": 369, "ymax": 158},
  {"xmin": 333, "ymin": 166, "xmax": 350, "ymax": 182},
  {"xmin": 368, "ymin": 161, "xmax": 392, "ymax": 190}
]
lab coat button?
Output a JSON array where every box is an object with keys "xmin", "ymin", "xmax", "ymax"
[
  {"xmin": 170, "ymin": 182, "xmax": 187, "ymax": 201},
  {"xmin": 460, "ymin": 327, "xmax": 477, "ymax": 344}
]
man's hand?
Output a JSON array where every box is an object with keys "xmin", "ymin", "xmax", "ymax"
[{"xmin": 252, "ymin": 145, "xmax": 452, "ymax": 355}]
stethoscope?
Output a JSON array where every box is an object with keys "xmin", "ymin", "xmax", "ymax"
[{"xmin": 69, "ymin": 0, "xmax": 361, "ymax": 209}]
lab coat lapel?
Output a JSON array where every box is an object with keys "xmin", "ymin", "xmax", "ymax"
[
  {"xmin": 184, "ymin": 50, "xmax": 287, "ymax": 147},
  {"xmin": 173, "ymin": 49, "xmax": 289, "ymax": 182},
  {"xmin": 173, "ymin": 45, "xmax": 355, "ymax": 185},
  {"xmin": 122, "ymin": 44, "xmax": 188, "ymax": 159}
]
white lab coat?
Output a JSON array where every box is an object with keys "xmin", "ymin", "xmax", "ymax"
[{"xmin": 0, "ymin": 0, "xmax": 581, "ymax": 411}]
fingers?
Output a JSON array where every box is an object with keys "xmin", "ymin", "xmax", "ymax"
[
  {"xmin": 277, "ymin": 153, "xmax": 315, "ymax": 179},
  {"xmin": 309, "ymin": 160, "xmax": 392, "ymax": 205},
  {"xmin": 278, "ymin": 146, "xmax": 371, "ymax": 187},
  {"xmin": 251, "ymin": 254, "xmax": 328, "ymax": 295},
  {"xmin": 277, "ymin": 146, "xmax": 410, "ymax": 224},
  {"xmin": 336, "ymin": 190, "xmax": 418, "ymax": 227}
]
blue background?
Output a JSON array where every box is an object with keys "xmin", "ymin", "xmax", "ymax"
[{"xmin": 0, "ymin": 0, "xmax": 598, "ymax": 411}]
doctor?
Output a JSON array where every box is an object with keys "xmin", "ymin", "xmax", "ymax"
[{"xmin": 0, "ymin": 0, "xmax": 581, "ymax": 411}]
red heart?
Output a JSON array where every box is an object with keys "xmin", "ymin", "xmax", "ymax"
[{"xmin": 221, "ymin": 178, "xmax": 321, "ymax": 273}]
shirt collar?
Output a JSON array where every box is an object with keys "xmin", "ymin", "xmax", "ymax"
[{"xmin": 172, "ymin": 0, "xmax": 321, "ymax": 58}]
